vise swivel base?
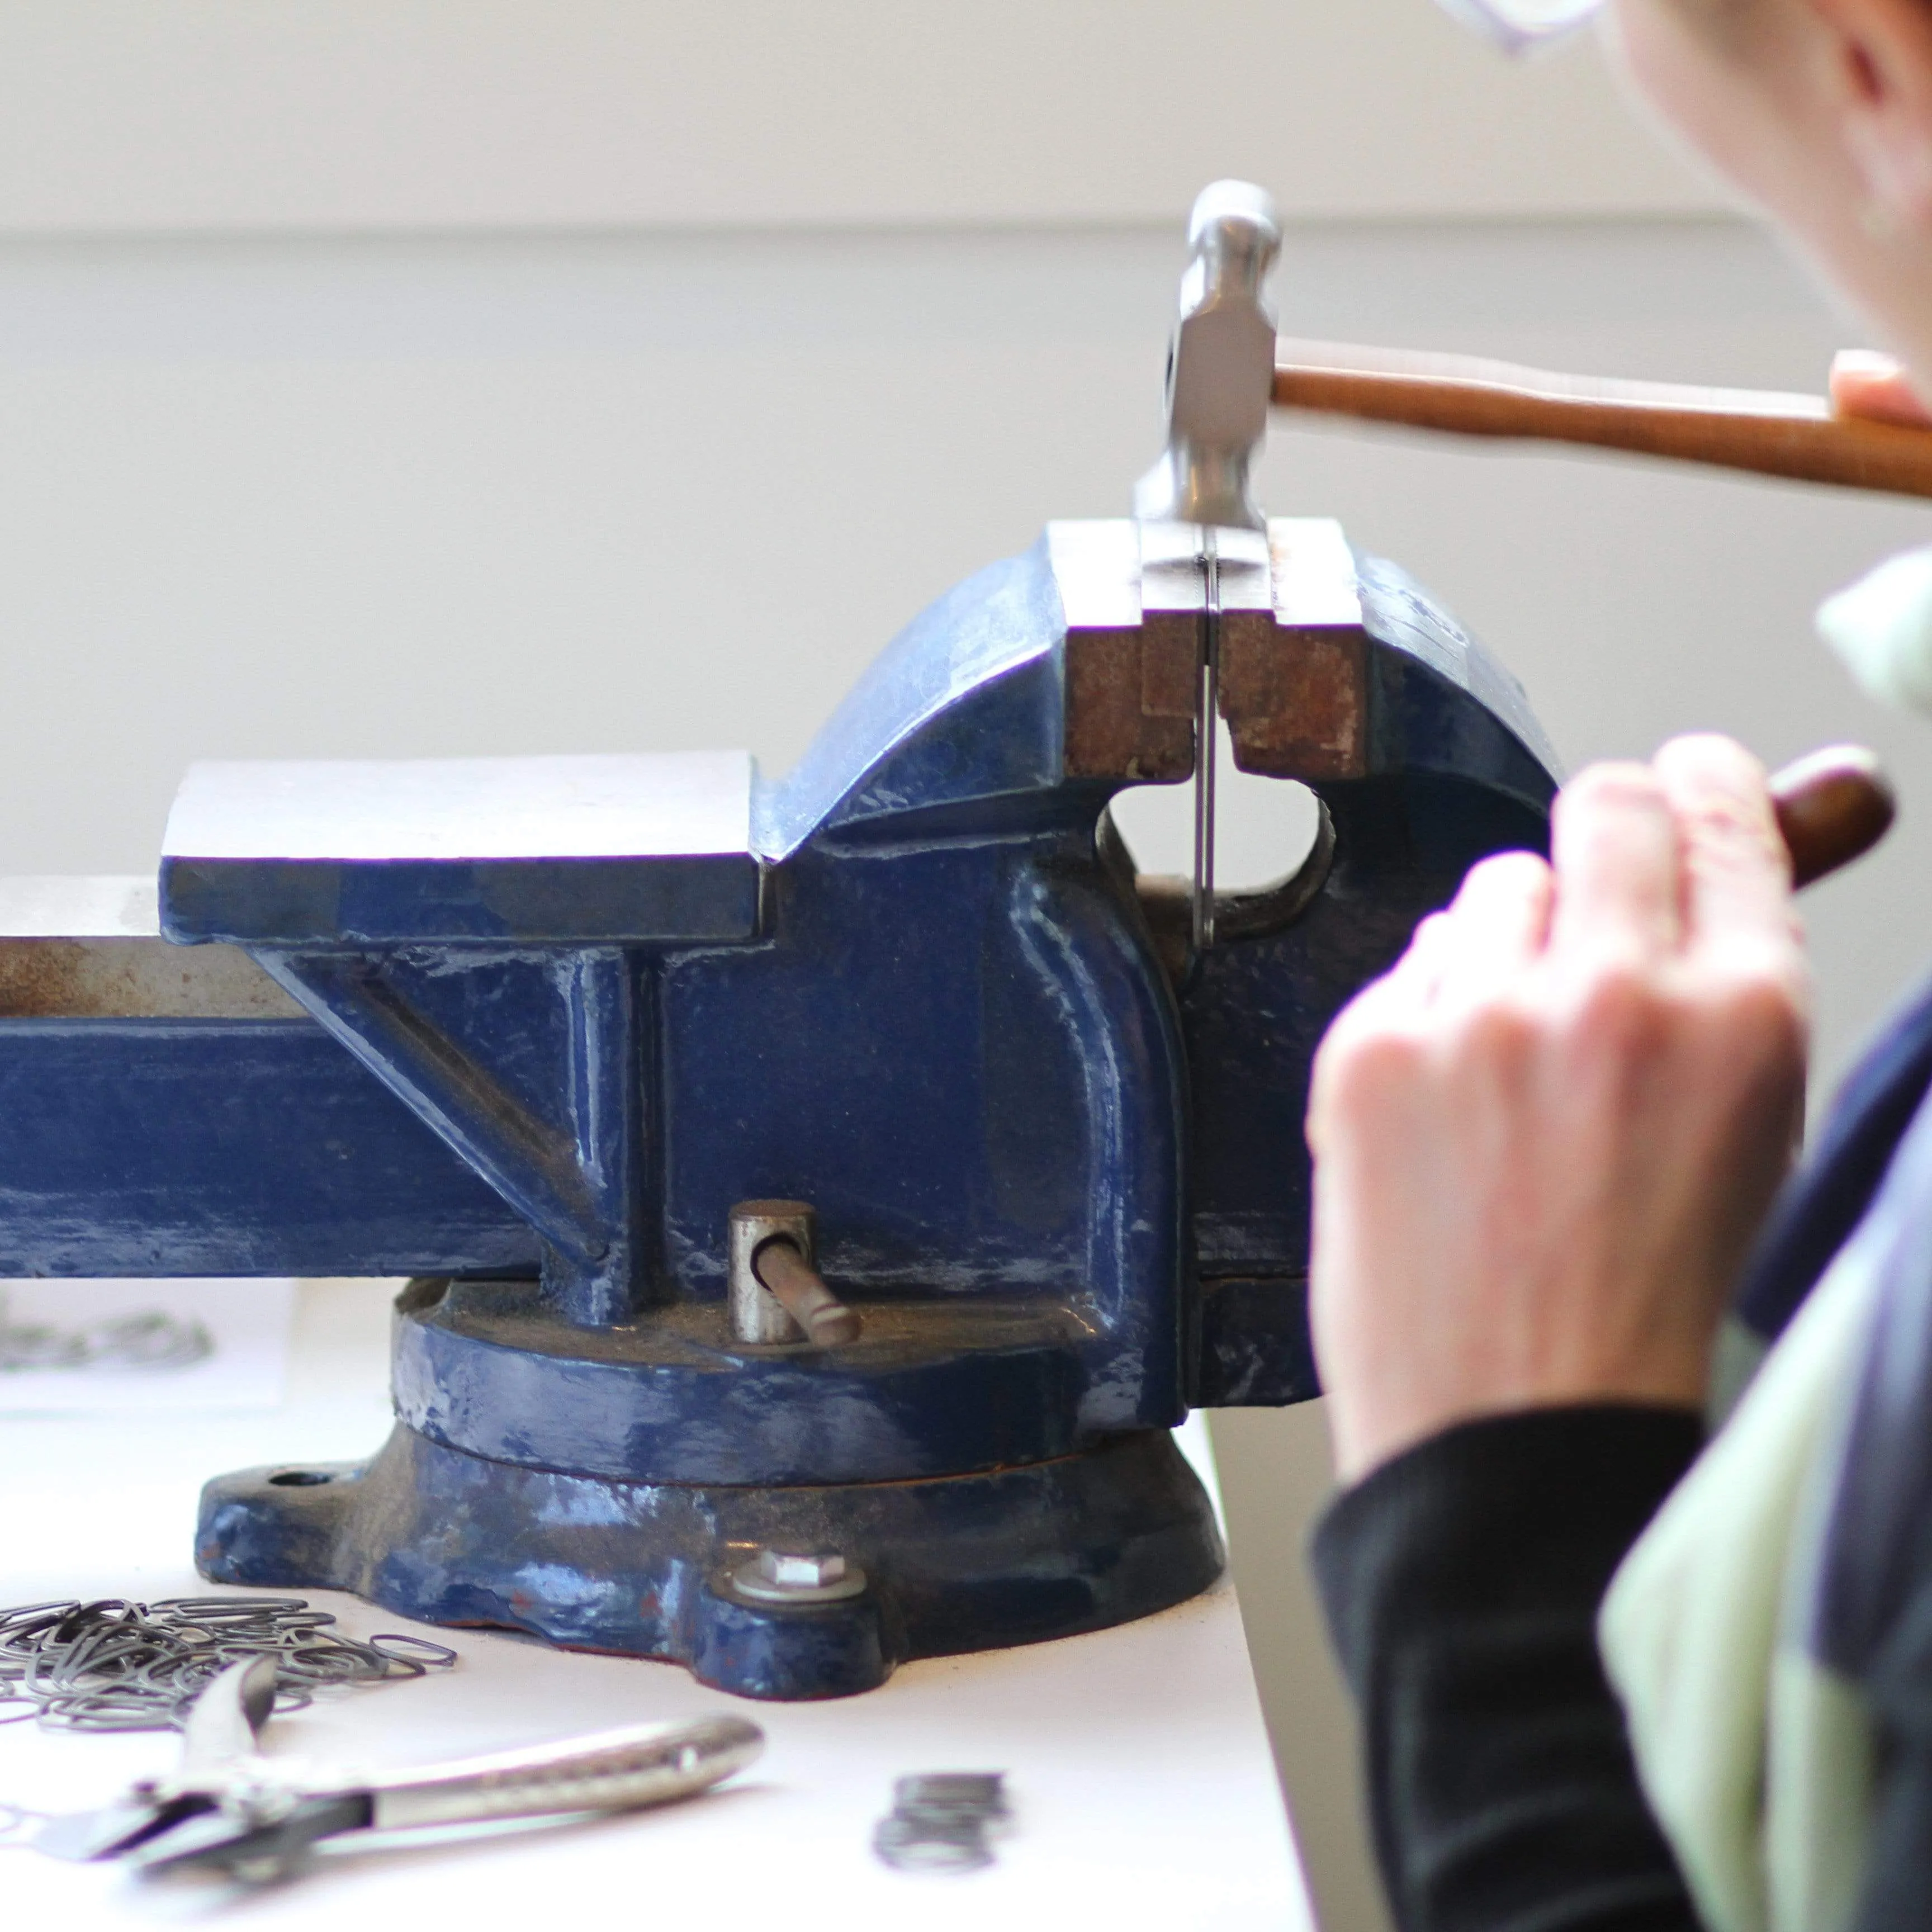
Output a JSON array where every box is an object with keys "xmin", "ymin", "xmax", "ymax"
[{"xmin": 0, "ymin": 514, "xmax": 1555, "ymax": 1700}]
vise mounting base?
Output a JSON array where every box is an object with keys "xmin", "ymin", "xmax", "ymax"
[{"xmin": 195, "ymin": 1417, "xmax": 1225, "ymax": 1701}]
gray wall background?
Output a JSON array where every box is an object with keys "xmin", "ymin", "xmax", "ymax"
[{"xmin": 2, "ymin": 216, "xmax": 1925, "ymax": 1929}]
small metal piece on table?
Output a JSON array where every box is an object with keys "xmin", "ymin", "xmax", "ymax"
[
  {"xmin": 873, "ymin": 1772, "xmax": 1011, "ymax": 1874},
  {"xmin": 730, "ymin": 1547, "xmax": 868, "ymax": 1607},
  {"xmin": 1132, "ymin": 178, "xmax": 1281, "ymax": 536},
  {"xmin": 726, "ymin": 1200, "xmax": 860, "ymax": 1347}
]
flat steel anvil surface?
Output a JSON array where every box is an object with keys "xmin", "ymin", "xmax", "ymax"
[{"xmin": 0, "ymin": 515, "xmax": 1556, "ymax": 1696}]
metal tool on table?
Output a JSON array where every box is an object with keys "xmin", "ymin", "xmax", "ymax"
[
  {"xmin": 0, "ymin": 183, "xmax": 1892, "ymax": 1702},
  {"xmin": 18, "ymin": 1656, "xmax": 761, "ymax": 1882}
]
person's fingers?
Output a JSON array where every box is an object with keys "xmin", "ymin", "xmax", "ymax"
[
  {"xmin": 1650, "ymin": 733, "xmax": 1793, "ymax": 958},
  {"xmin": 1830, "ymin": 348, "xmax": 1932, "ymax": 428},
  {"xmin": 1307, "ymin": 963, "xmax": 1427, "ymax": 1155},
  {"xmin": 1547, "ymin": 762, "xmax": 1682, "ymax": 965},
  {"xmin": 1336, "ymin": 910, "xmax": 1455, "ymax": 1034},
  {"xmin": 1431, "ymin": 851, "xmax": 1553, "ymax": 1011}
]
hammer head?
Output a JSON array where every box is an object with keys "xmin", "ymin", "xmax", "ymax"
[{"xmin": 1133, "ymin": 180, "xmax": 1282, "ymax": 532}]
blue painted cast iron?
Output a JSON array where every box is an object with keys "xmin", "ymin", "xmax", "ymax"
[{"xmin": 0, "ymin": 518, "xmax": 1557, "ymax": 1697}]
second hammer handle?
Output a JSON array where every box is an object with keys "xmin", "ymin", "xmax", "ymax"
[
  {"xmin": 1770, "ymin": 746, "xmax": 1896, "ymax": 890},
  {"xmin": 1272, "ymin": 339, "xmax": 1932, "ymax": 500}
]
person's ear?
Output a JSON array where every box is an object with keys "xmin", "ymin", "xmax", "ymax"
[{"xmin": 1812, "ymin": 0, "xmax": 1932, "ymax": 233}]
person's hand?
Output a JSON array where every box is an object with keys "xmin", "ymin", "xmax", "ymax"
[
  {"xmin": 1306, "ymin": 735, "xmax": 1809, "ymax": 1484},
  {"xmin": 1831, "ymin": 349, "xmax": 1932, "ymax": 428}
]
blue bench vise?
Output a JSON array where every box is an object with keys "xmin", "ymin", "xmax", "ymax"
[{"xmin": 0, "ymin": 184, "xmax": 1557, "ymax": 1698}]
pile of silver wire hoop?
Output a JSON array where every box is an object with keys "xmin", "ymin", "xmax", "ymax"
[
  {"xmin": 0, "ymin": 1292, "xmax": 212, "ymax": 1374},
  {"xmin": 0, "ymin": 1597, "xmax": 456, "ymax": 1732}
]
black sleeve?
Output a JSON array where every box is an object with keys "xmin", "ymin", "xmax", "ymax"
[{"xmin": 1309, "ymin": 1405, "xmax": 1707, "ymax": 1932}]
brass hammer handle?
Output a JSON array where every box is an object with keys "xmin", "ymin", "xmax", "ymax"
[{"xmin": 1272, "ymin": 339, "xmax": 1932, "ymax": 500}]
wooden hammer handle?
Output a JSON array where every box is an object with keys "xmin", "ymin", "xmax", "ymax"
[
  {"xmin": 1272, "ymin": 339, "xmax": 1932, "ymax": 499},
  {"xmin": 1770, "ymin": 746, "xmax": 1895, "ymax": 889}
]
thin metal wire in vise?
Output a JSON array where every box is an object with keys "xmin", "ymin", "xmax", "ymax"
[{"xmin": 0, "ymin": 1595, "xmax": 455, "ymax": 1734}]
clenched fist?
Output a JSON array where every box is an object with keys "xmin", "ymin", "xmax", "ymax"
[{"xmin": 1307, "ymin": 735, "xmax": 1810, "ymax": 1483}]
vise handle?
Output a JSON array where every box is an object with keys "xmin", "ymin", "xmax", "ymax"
[
  {"xmin": 754, "ymin": 1237, "xmax": 861, "ymax": 1348},
  {"xmin": 727, "ymin": 1199, "xmax": 861, "ymax": 1347}
]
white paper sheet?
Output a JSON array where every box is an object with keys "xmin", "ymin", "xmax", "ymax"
[{"xmin": 0, "ymin": 1277, "xmax": 296, "ymax": 1412}]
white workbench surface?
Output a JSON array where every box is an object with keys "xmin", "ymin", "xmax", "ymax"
[{"xmin": 0, "ymin": 1283, "xmax": 1314, "ymax": 1930}]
